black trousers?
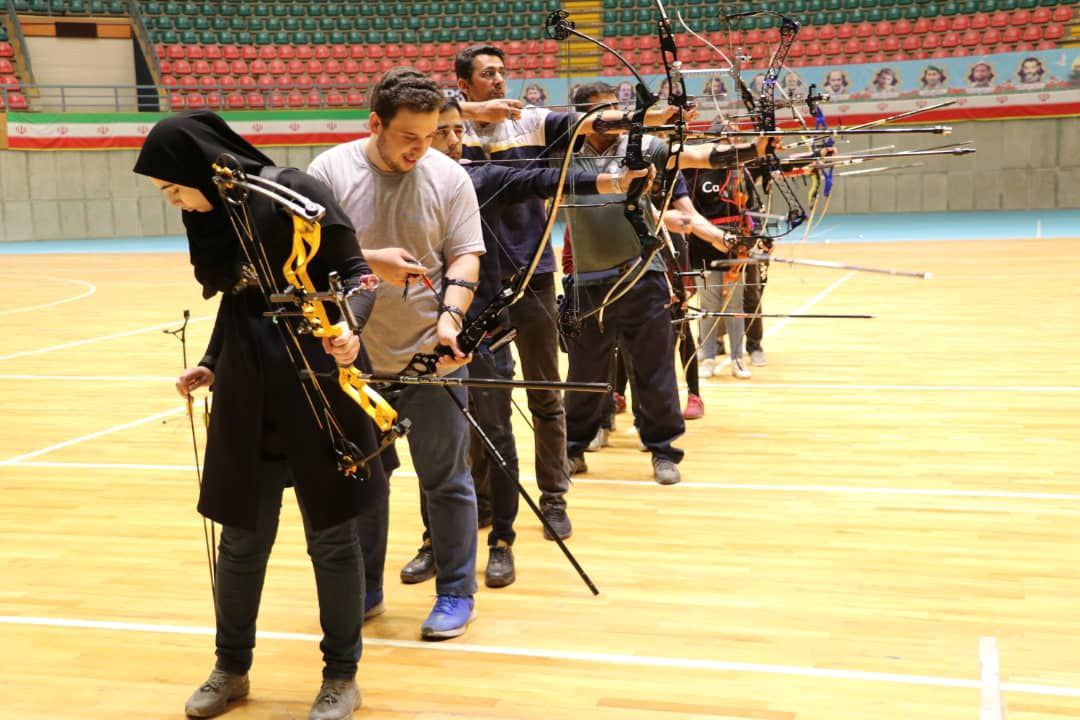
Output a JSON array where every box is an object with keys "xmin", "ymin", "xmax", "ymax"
[
  {"xmin": 565, "ymin": 271, "xmax": 685, "ymax": 462},
  {"xmin": 744, "ymin": 260, "xmax": 766, "ymax": 353}
]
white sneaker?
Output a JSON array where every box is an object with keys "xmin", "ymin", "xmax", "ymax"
[
  {"xmin": 731, "ymin": 357, "xmax": 752, "ymax": 379},
  {"xmin": 699, "ymin": 358, "xmax": 716, "ymax": 378},
  {"xmin": 586, "ymin": 426, "xmax": 610, "ymax": 452},
  {"xmin": 749, "ymin": 350, "xmax": 767, "ymax": 366}
]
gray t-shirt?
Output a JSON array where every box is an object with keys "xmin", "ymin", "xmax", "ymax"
[
  {"xmin": 308, "ymin": 141, "xmax": 484, "ymax": 375},
  {"xmin": 565, "ymin": 134, "xmax": 669, "ymax": 274}
]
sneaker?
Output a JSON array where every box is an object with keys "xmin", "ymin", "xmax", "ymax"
[
  {"xmin": 652, "ymin": 456, "xmax": 682, "ymax": 486},
  {"xmin": 586, "ymin": 426, "xmax": 610, "ymax": 452},
  {"xmin": 363, "ymin": 589, "xmax": 385, "ymax": 622},
  {"xmin": 613, "ymin": 391, "xmax": 627, "ymax": 414},
  {"xmin": 568, "ymin": 455, "xmax": 587, "ymax": 475},
  {"xmin": 699, "ymin": 357, "xmax": 716, "ymax": 378},
  {"xmin": 541, "ymin": 500, "xmax": 572, "ymax": 541},
  {"xmin": 731, "ymin": 357, "xmax": 752, "ymax": 379},
  {"xmin": 308, "ymin": 678, "xmax": 360, "ymax": 720},
  {"xmin": 184, "ymin": 669, "xmax": 250, "ymax": 718},
  {"xmin": 749, "ymin": 349, "xmax": 767, "ymax": 366},
  {"xmin": 485, "ymin": 541, "xmax": 516, "ymax": 588},
  {"xmin": 399, "ymin": 540, "xmax": 435, "ymax": 584},
  {"xmin": 421, "ymin": 595, "xmax": 476, "ymax": 640},
  {"xmin": 683, "ymin": 393, "xmax": 705, "ymax": 420}
]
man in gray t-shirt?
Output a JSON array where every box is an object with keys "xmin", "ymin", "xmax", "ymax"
[{"xmin": 308, "ymin": 69, "xmax": 485, "ymax": 641}]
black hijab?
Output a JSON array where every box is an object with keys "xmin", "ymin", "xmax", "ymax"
[{"xmin": 134, "ymin": 111, "xmax": 276, "ymax": 298}]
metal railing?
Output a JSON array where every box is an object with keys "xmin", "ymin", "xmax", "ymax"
[{"xmin": 1, "ymin": 82, "xmax": 374, "ymax": 112}]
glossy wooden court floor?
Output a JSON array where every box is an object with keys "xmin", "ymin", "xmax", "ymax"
[{"xmin": 1, "ymin": 238, "xmax": 1079, "ymax": 719}]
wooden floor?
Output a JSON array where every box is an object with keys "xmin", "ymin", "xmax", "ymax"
[{"xmin": 2, "ymin": 238, "xmax": 1079, "ymax": 719}]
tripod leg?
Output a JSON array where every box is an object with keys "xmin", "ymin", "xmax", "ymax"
[{"xmin": 441, "ymin": 386, "xmax": 599, "ymax": 596}]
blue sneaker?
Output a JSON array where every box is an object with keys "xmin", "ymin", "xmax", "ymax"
[
  {"xmin": 420, "ymin": 595, "xmax": 476, "ymax": 640},
  {"xmin": 363, "ymin": 589, "xmax": 385, "ymax": 622}
]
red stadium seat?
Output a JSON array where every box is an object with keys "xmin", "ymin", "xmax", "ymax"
[
  {"xmin": 277, "ymin": 75, "xmax": 295, "ymax": 91},
  {"xmin": 805, "ymin": 40, "xmax": 823, "ymax": 56},
  {"xmin": 542, "ymin": 39, "xmax": 557, "ymax": 54},
  {"xmin": 326, "ymin": 91, "xmax": 345, "ymax": 107},
  {"xmin": 922, "ymin": 34, "xmax": 940, "ymax": 50},
  {"xmin": 331, "ymin": 45, "xmax": 348, "ymax": 59},
  {"xmin": 333, "ymin": 73, "xmax": 351, "ymax": 89},
  {"xmin": 361, "ymin": 59, "xmax": 377, "ymax": 74},
  {"xmin": 385, "ymin": 44, "xmax": 401, "ymax": 60},
  {"xmin": 970, "ymin": 13, "xmax": 990, "ymax": 29},
  {"xmin": 154, "ymin": 43, "xmax": 166, "ymax": 59},
  {"xmin": 639, "ymin": 34, "xmax": 657, "ymax": 51},
  {"xmin": 1043, "ymin": 24, "xmax": 1064, "ymax": 41},
  {"xmin": 204, "ymin": 45, "xmax": 221, "ymax": 60},
  {"xmin": 870, "ymin": 51, "xmax": 888, "ymax": 63},
  {"xmin": 996, "ymin": 26, "xmax": 1015, "ymax": 43},
  {"xmin": 297, "ymin": 45, "xmax": 313, "ymax": 60},
  {"xmin": 306, "ymin": 59, "xmax": 323, "ymax": 74},
  {"xmin": 198, "ymin": 75, "xmax": 217, "ymax": 89},
  {"xmin": 824, "ymin": 39, "xmax": 843, "ymax": 56},
  {"xmin": 402, "ymin": 44, "xmax": 418, "ymax": 59},
  {"xmin": 793, "ymin": 27, "xmax": 810, "ymax": 42},
  {"xmin": 1035, "ymin": 39, "xmax": 1056, "ymax": 50},
  {"xmin": 315, "ymin": 73, "xmax": 333, "ymax": 90},
  {"xmin": 1031, "ymin": 7, "xmax": 1051, "ymax": 24},
  {"xmin": 259, "ymin": 46, "xmax": 276, "ymax": 60},
  {"xmin": 348, "ymin": 45, "xmax": 364, "ymax": 59},
  {"xmin": 1011, "ymin": 9, "xmax": 1030, "ymax": 26},
  {"xmin": 296, "ymin": 74, "xmax": 314, "ymax": 91},
  {"xmin": 288, "ymin": 59, "xmax": 304, "ymax": 74},
  {"xmin": 269, "ymin": 92, "xmax": 286, "ymax": 108},
  {"xmin": 863, "ymin": 36, "xmax": 880, "ymax": 53},
  {"xmin": 268, "ymin": 59, "xmax": 286, "ymax": 75},
  {"xmin": 788, "ymin": 41, "xmax": 804, "ymax": 59},
  {"xmin": 222, "ymin": 45, "xmax": 240, "ymax": 60},
  {"xmin": 186, "ymin": 93, "xmax": 206, "ymax": 109},
  {"xmin": 639, "ymin": 49, "xmax": 657, "ymax": 66},
  {"xmin": 931, "ymin": 17, "xmax": 949, "ymax": 33},
  {"xmin": 306, "ymin": 90, "xmax": 322, "ymax": 107},
  {"xmin": 237, "ymin": 76, "xmax": 256, "ymax": 90},
  {"xmin": 437, "ymin": 43, "xmax": 454, "ymax": 58},
  {"xmin": 849, "ymin": 53, "xmax": 867, "ymax": 64},
  {"xmin": 931, "ymin": 48, "xmax": 949, "ymax": 58},
  {"xmin": 836, "ymin": 23, "xmax": 854, "ymax": 40},
  {"xmin": 226, "ymin": 92, "xmax": 245, "ymax": 109},
  {"xmin": 161, "ymin": 73, "xmax": 178, "ymax": 88},
  {"xmin": 185, "ymin": 45, "xmax": 204, "ymax": 60},
  {"xmin": 990, "ymin": 11, "xmax": 1009, "ymax": 28},
  {"xmin": 843, "ymin": 38, "xmax": 860, "ymax": 54},
  {"xmin": 1021, "ymin": 25, "xmax": 1042, "ymax": 42},
  {"xmin": 241, "ymin": 46, "xmax": 257, "ymax": 60},
  {"xmin": 415, "ymin": 57, "xmax": 432, "ymax": 73},
  {"xmin": 323, "ymin": 59, "xmax": 340, "ymax": 75},
  {"xmin": 902, "ymin": 35, "xmax": 920, "ymax": 51},
  {"xmin": 882, "ymin": 35, "xmax": 900, "ymax": 52},
  {"xmin": 287, "ymin": 91, "xmax": 305, "ymax": 107},
  {"xmin": 246, "ymin": 92, "xmax": 265, "ymax": 109},
  {"xmin": 892, "ymin": 19, "xmax": 912, "ymax": 36},
  {"xmin": 942, "ymin": 31, "xmax": 959, "ymax": 48},
  {"xmin": 180, "ymin": 75, "xmax": 198, "ymax": 89},
  {"xmin": 433, "ymin": 57, "xmax": 450, "ymax": 73},
  {"xmin": 951, "ymin": 46, "xmax": 969, "ymax": 57},
  {"xmin": 855, "ymin": 21, "xmax": 873, "ymax": 38},
  {"xmin": 218, "ymin": 75, "xmax": 236, "ymax": 90},
  {"xmin": 250, "ymin": 59, "xmax": 267, "ymax": 75},
  {"xmin": 961, "ymin": 29, "xmax": 980, "ymax": 46},
  {"xmin": 314, "ymin": 45, "xmax": 330, "ymax": 59},
  {"xmin": 764, "ymin": 27, "xmax": 781, "ymax": 43},
  {"xmin": 231, "ymin": 60, "xmax": 249, "ymax": 75},
  {"xmin": 346, "ymin": 91, "xmax": 365, "ymax": 107},
  {"xmin": 173, "ymin": 59, "xmax": 192, "ymax": 74},
  {"xmin": 951, "ymin": 15, "xmax": 970, "ymax": 31},
  {"xmin": 167, "ymin": 44, "xmax": 185, "ymax": 59},
  {"xmin": 257, "ymin": 74, "xmax": 275, "ymax": 90},
  {"xmin": 379, "ymin": 58, "xmax": 395, "ymax": 72},
  {"xmin": 912, "ymin": 50, "xmax": 928, "ymax": 59},
  {"xmin": 1051, "ymin": 6, "xmax": 1072, "ymax": 23},
  {"xmin": 1013, "ymin": 41, "xmax": 1034, "ymax": 52},
  {"xmin": 159, "ymin": 58, "xmax": 172, "ymax": 74},
  {"xmin": 168, "ymin": 92, "xmax": 184, "ymax": 109},
  {"xmin": 913, "ymin": 18, "xmax": 931, "ymax": 34},
  {"xmin": 278, "ymin": 45, "xmax": 295, "ymax": 60},
  {"xmin": 744, "ymin": 29, "xmax": 762, "ymax": 44}
]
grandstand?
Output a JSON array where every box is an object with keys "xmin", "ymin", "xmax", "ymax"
[{"xmin": 0, "ymin": 0, "xmax": 1074, "ymax": 110}]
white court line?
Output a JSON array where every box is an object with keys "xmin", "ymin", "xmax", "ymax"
[
  {"xmin": 715, "ymin": 272, "xmax": 855, "ymax": 370},
  {"xmin": 0, "ymin": 314, "xmax": 211, "ymax": 362},
  {"xmin": 980, "ymin": 637, "xmax": 1005, "ymax": 720},
  {"xmin": 0, "ymin": 277, "xmax": 96, "ymax": 317},
  {"xmin": 1, "ymin": 614, "xmax": 1078, "ymax": 699},
  {"xmin": 0, "ymin": 374, "xmax": 176, "ymax": 382},
  {"xmin": 0, "ymin": 407, "xmax": 186, "ymax": 465},
  {"xmin": 10, "ymin": 461, "xmax": 1080, "ymax": 502},
  {"xmin": 691, "ymin": 382, "xmax": 1080, "ymax": 393}
]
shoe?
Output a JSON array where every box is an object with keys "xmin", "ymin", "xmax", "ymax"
[
  {"xmin": 184, "ymin": 669, "xmax": 249, "ymax": 718},
  {"xmin": 731, "ymin": 357, "xmax": 752, "ymax": 379},
  {"xmin": 699, "ymin": 357, "xmax": 716, "ymax": 378},
  {"xmin": 683, "ymin": 393, "xmax": 705, "ymax": 420},
  {"xmin": 749, "ymin": 349, "xmax": 767, "ymax": 366},
  {"xmin": 586, "ymin": 426, "xmax": 610, "ymax": 452},
  {"xmin": 363, "ymin": 589, "xmax": 385, "ymax": 622},
  {"xmin": 308, "ymin": 678, "xmax": 360, "ymax": 720},
  {"xmin": 652, "ymin": 456, "xmax": 681, "ymax": 486},
  {"xmin": 485, "ymin": 541, "xmax": 516, "ymax": 588},
  {"xmin": 399, "ymin": 540, "xmax": 435, "ymax": 584},
  {"xmin": 613, "ymin": 391, "xmax": 627, "ymax": 414},
  {"xmin": 421, "ymin": 595, "xmax": 476, "ymax": 640},
  {"xmin": 568, "ymin": 455, "xmax": 587, "ymax": 475},
  {"xmin": 541, "ymin": 500, "xmax": 572, "ymax": 541}
]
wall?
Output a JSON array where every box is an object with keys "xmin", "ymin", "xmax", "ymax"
[{"xmin": 0, "ymin": 118, "xmax": 1076, "ymax": 243}]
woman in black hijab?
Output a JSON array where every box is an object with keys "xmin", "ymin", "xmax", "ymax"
[{"xmin": 135, "ymin": 110, "xmax": 393, "ymax": 720}]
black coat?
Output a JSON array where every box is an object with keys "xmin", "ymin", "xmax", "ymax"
[{"xmin": 196, "ymin": 168, "xmax": 395, "ymax": 532}]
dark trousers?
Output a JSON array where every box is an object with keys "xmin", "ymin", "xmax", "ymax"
[
  {"xmin": 676, "ymin": 315, "xmax": 699, "ymax": 396},
  {"xmin": 744, "ymin": 260, "xmax": 766, "ymax": 353},
  {"xmin": 565, "ymin": 271, "xmax": 685, "ymax": 462},
  {"xmin": 508, "ymin": 272, "xmax": 570, "ymax": 505},
  {"xmin": 357, "ymin": 367, "xmax": 478, "ymax": 598},
  {"xmin": 214, "ymin": 460, "xmax": 363, "ymax": 680}
]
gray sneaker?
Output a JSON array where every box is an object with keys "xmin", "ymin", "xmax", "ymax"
[
  {"xmin": 652, "ymin": 456, "xmax": 681, "ymax": 486},
  {"xmin": 184, "ymin": 669, "xmax": 249, "ymax": 718},
  {"xmin": 586, "ymin": 426, "xmax": 610, "ymax": 452},
  {"xmin": 749, "ymin": 350, "xmax": 767, "ymax": 366},
  {"xmin": 309, "ymin": 678, "xmax": 360, "ymax": 720}
]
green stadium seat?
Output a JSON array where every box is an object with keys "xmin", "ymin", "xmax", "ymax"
[
  {"xmin": 310, "ymin": 31, "xmax": 326, "ymax": 44},
  {"xmin": 265, "ymin": 17, "xmax": 282, "ymax": 30},
  {"xmin": 175, "ymin": 15, "xmax": 191, "ymax": 29},
  {"xmin": 292, "ymin": 31, "xmax": 310, "ymax": 43},
  {"xmin": 847, "ymin": 8, "xmax": 865, "ymax": 23},
  {"xmin": 489, "ymin": 27, "xmax": 507, "ymax": 41},
  {"xmin": 271, "ymin": 3, "xmax": 287, "ymax": 17},
  {"xmin": 193, "ymin": 16, "xmax": 209, "ymax": 30},
  {"xmin": 254, "ymin": 30, "xmax": 270, "ymax": 44},
  {"xmin": 229, "ymin": 17, "xmax": 245, "ymax": 31},
  {"xmin": 254, "ymin": 3, "xmax": 269, "ymax": 16},
  {"xmin": 216, "ymin": 30, "xmax": 234, "ymax": 43},
  {"xmin": 198, "ymin": 30, "xmax": 216, "ymax": 43},
  {"xmin": 508, "ymin": 27, "xmax": 524, "ymax": 41},
  {"xmin": 235, "ymin": 31, "xmax": 251, "ymax": 44},
  {"xmin": 161, "ymin": 29, "xmax": 178, "ymax": 42}
]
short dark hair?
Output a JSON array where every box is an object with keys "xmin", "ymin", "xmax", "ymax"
[
  {"xmin": 440, "ymin": 96, "xmax": 461, "ymax": 114},
  {"xmin": 370, "ymin": 67, "xmax": 442, "ymax": 125},
  {"xmin": 572, "ymin": 81, "xmax": 616, "ymax": 111},
  {"xmin": 455, "ymin": 44, "xmax": 505, "ymax": 82}
]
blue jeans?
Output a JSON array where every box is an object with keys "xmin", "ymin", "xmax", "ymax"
[
  {"xmin": 213, "ymin": 459, "xmax": 363, "ymax": 680},
  {"xmin": 357, "ymin": 366, "xmax": 478, "ymax": 597}
]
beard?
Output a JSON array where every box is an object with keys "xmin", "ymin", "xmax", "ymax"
[{"xmin": 375, "ymin": 134, "xmax": 416, "ymax": 173}]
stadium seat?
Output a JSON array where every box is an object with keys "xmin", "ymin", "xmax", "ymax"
[
  {"xmin": 246, "ymin": 92, "xmax": 265, "ymax": 109},
  {"xmin": 226, "ymin": 91, "xmax": 245, "ymax": 109}
]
